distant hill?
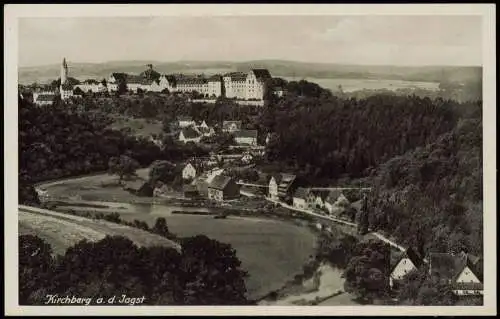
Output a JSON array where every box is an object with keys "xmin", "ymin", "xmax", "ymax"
[{"xmin": 18, "ymin": 59, "xmax": 482, "ymax": 85}]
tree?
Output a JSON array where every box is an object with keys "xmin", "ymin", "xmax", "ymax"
[
  {"xmin": 180, "ymin": 235, "xmax": 249, "ymax": 305},
  {"xmin": 108, "ymin": 155, "xmax": 140, "ymax": 183},
  {"xmin": 73, "ymin": 87, "xmax": 84, "ymax": 96},
  {"xmin": 117, "ymin": 81, "xmax": 128, "ymax": 96},
  {"xmin": 19, "ymin": 235, "xmax": 55, "ymax": 305},
  {"xmin": 343, "ymin": 240, "xmax": 390, "ymax": 303},
  {"xmin": 152, "ymin": 217, "xmax": 170, "ymax": 238}
]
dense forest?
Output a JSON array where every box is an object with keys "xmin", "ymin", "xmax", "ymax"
[
  {"xmin": 19, "ymin": 234, "xmax": 249, "ymax": 305},
  {"xmin": 260, "ymin": 80, "xmax": 483, "ymax": 257}
]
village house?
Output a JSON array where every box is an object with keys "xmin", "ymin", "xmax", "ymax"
[
  {"xmin": 240, "ymin": 152, "xmax": 254, "ymax": 165},
  {"xmin": 178, "ymin": 116, "xmax": 197, "ymax": 128},
  {"xmin": 178, "ymin": 126, "xmax": 202, "ymax": 144},
  {"xmin": 182, "ymin": 162, "xmax": 203, "ymax": 180},
  {"xmin": 277, "ymin": 174, "xmax": 298, "ymax": 203},
  {"xmin": 428, "ymin": 251, "xmax": 483, "ymax": 296},
  {"xmin": 195, "ymin": 121, "xmax": 215, "ymax": 137},
  {"xmin": 234, "ymin": 130, "xmax": 258, "ymax": 146},
  {"xmin": 292, "ymin": 187, "xmax": 311, "ymax": 210},
  {"xmin": 389, "ymin": 247, "xmax": 424, "ymax": 290},
  {"xmin": 222, "ymin": 120, "xmax": 242, "ymax": 133},
  {"xmin": 308, "ymin": 190, "xmax": 330, "ymax": 210},
  {"xmin": 324, "ymin": 190, "xmax": 349, "ymax": 215},
  {"xmin": 207, "ymin": 175, "xmax": 240, "ymax": 201},
  {"xmin": 268, "ymin": 174, "xmax": 282, "ymax": 201},
  {"xmin": 33, "ymin": 92, "xmax": 56, "ymax": 106},
  {"xmin": 183, "ymin": 184, "xmax": 200, "ymax": 199}
]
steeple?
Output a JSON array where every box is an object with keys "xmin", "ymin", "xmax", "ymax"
[{"xmin": 61, "ymin": 57, "xmax": 68, "ymax": 84}]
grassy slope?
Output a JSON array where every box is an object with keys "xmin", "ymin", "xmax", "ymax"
[{"xmin": 18, "ymin": 207, "xmax": 180, "ymax": 256}]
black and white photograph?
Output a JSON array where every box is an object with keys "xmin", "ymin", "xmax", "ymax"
[{"xmin": 4, "ymin": 3, "xmax": 496, "ymax": 316}]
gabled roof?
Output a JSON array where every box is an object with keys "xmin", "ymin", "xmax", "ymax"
[
  {"xmin": 311, "ymin": 190, "xmax": 330, "ymax": 201},
  {"xmin": 279, "ymin": 173, "xmax": 296, "ymax": 185},
  {"xmin": 184, "ymin": 161, "xmax": 203, "ymax": 171},
  {"xmin": 180, "ymin": 126, "xmax": 201, "ymax": 139},
  {"xmin": 36, "ymin": 94, "xmax": 55, "ymax": 102},
  {"xmin": 234, "ymin": 130, "xmax": 258, "ymax": 139},
  {"xmin": 208, "ymin": 175, "xmax": 233, "ymax": 190},
  {"xmin": 251, "ymin": 69, "xmax": 272, "ymax": 82},
  {"xmin": 325, "ymin": 190, "xmax": 343, "ymax": 203},
  {"xmin": 429, "ymin": 252, "xmax": 483, "ymax": 282},
  {"xmin": 224, "ymin": 72, "xmax": 247, "ymax": 82},
  {"xmin": 82, "ymin": 79, "xmax": 100, "ymax": 84},
  {"xmin": 293, "ymin": 187, "xmax": 311, "ymax": 199},
  {"xmin": 269, "ymin": 174, "xmax": 283, "ymax": 185}
]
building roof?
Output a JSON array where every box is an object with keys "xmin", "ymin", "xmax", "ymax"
[
  {"xmin": 325, "ymin": 190, "xmax": 343, "ymax": 203},
  {"xmin": 208, "ymin": 175, "xmax": 233, "ymax": 190},
  {"xmin": 234, "ymin": 130, "xmax": 258, "ymax": 139},
  {"xmin": 389, "ymin": 247, "xmax": 424, "ymax": 273},
  {"xmin": 36, "ymin": 94, "xmax": 55, "ymax": 102},
  {"xmin": 177, "ymin": 77, "xmax": 208, "ymax": 85},
  {"xmin": 110, "ymin": 72, "xmax": 128, "ymax": 82},
  {"xmin": 251, "ymin": 69, "xmax": 272, "ymax": 82},
  {"xmin": 293, "ymin": 187, "xmax": 311, "ymax": 199},
  {"xmin": 82, "ymin": 79, "xmax": 100, "ymax": 84},
  {"xmin": 181, "ymin": 126, "xmax": 202, "ymax": 139},
  {"xmin": 222, "ymin": 121, "xmax": 242, "ymax": 131},
  {"xmin": 429, "ymin": 252, "xmax": 483, "ymax": 282},
  {"xmin": 178, "ymin": 116, "xmax": 194, "ymax": 122},
  {"xmin": 311, "ymin": 190, "xmax": 330, "ymax": 201},
  {"xmin": 224, "ymin": 72, "xmax": 247, "ymax": 82},
  {"xmin": 208, "ymin": 75, "xmax": 223, "ymax": 82},
  {"xmin": 184, "ymin": 161, "xmax": 204, "ymax": 171},
  {"xmin": 127, "ymin": 75, "xmax": 153, "ymax": 85}
]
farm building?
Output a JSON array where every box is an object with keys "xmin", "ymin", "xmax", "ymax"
[
  {"xmin": 207, "ymin": 175, "xmax": 240, "ymax": 201},
  {"xmin": 178, "ymin": 116, "xmax": 196, "ymax": 128},
  {"xmin": 428, "ymin": 252, "xmax": 483, "ymax": 296},
  {"xmin": 277, "ymin": 174, "xmax": 298, "ymax": 203},
  {"xmin": 292, "ymin": 187, "xmax": 311, "ymax": 210},
  {"xmin": 389, "ymin": 247, "xmax": 424, "ymax": 289}
]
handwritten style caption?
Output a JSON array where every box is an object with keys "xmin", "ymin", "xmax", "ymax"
[{"xmin": 44, "ymin": 294, "xmax": 146, "ymax": 306}]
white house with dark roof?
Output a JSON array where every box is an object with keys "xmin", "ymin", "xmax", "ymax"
[
  {"xmin": 293, "ymin": 187, "xmax": 311, "ymax": 210},
  {"xmin": 390, "ymin": 247, "xmax": 424, "ymax": 289},
  {"xmin": 428, "ymin": 251, "xmax": 483, "ymax": 296}
]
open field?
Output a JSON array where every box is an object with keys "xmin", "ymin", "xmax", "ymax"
[
  {"xmin": 18, "ymin": 206, "xmax": 180, "ymax": 256},
  {"xmin": 39, "ymin": 168, "xmax": 152, "ymax": 202}
]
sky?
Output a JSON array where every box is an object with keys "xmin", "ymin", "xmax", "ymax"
[{"xmin": 18, "ymin": 15, "xmax": 483, "ymax": 67}]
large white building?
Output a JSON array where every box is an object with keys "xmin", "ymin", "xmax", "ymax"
[{"xmin": 48, "ymin": 60, "xmax": 273, "ymax": 101}]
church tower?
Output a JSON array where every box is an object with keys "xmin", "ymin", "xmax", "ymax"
[{"xmin": 61, "ymin": 57, "xmax": 68, "ymax": 85}]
